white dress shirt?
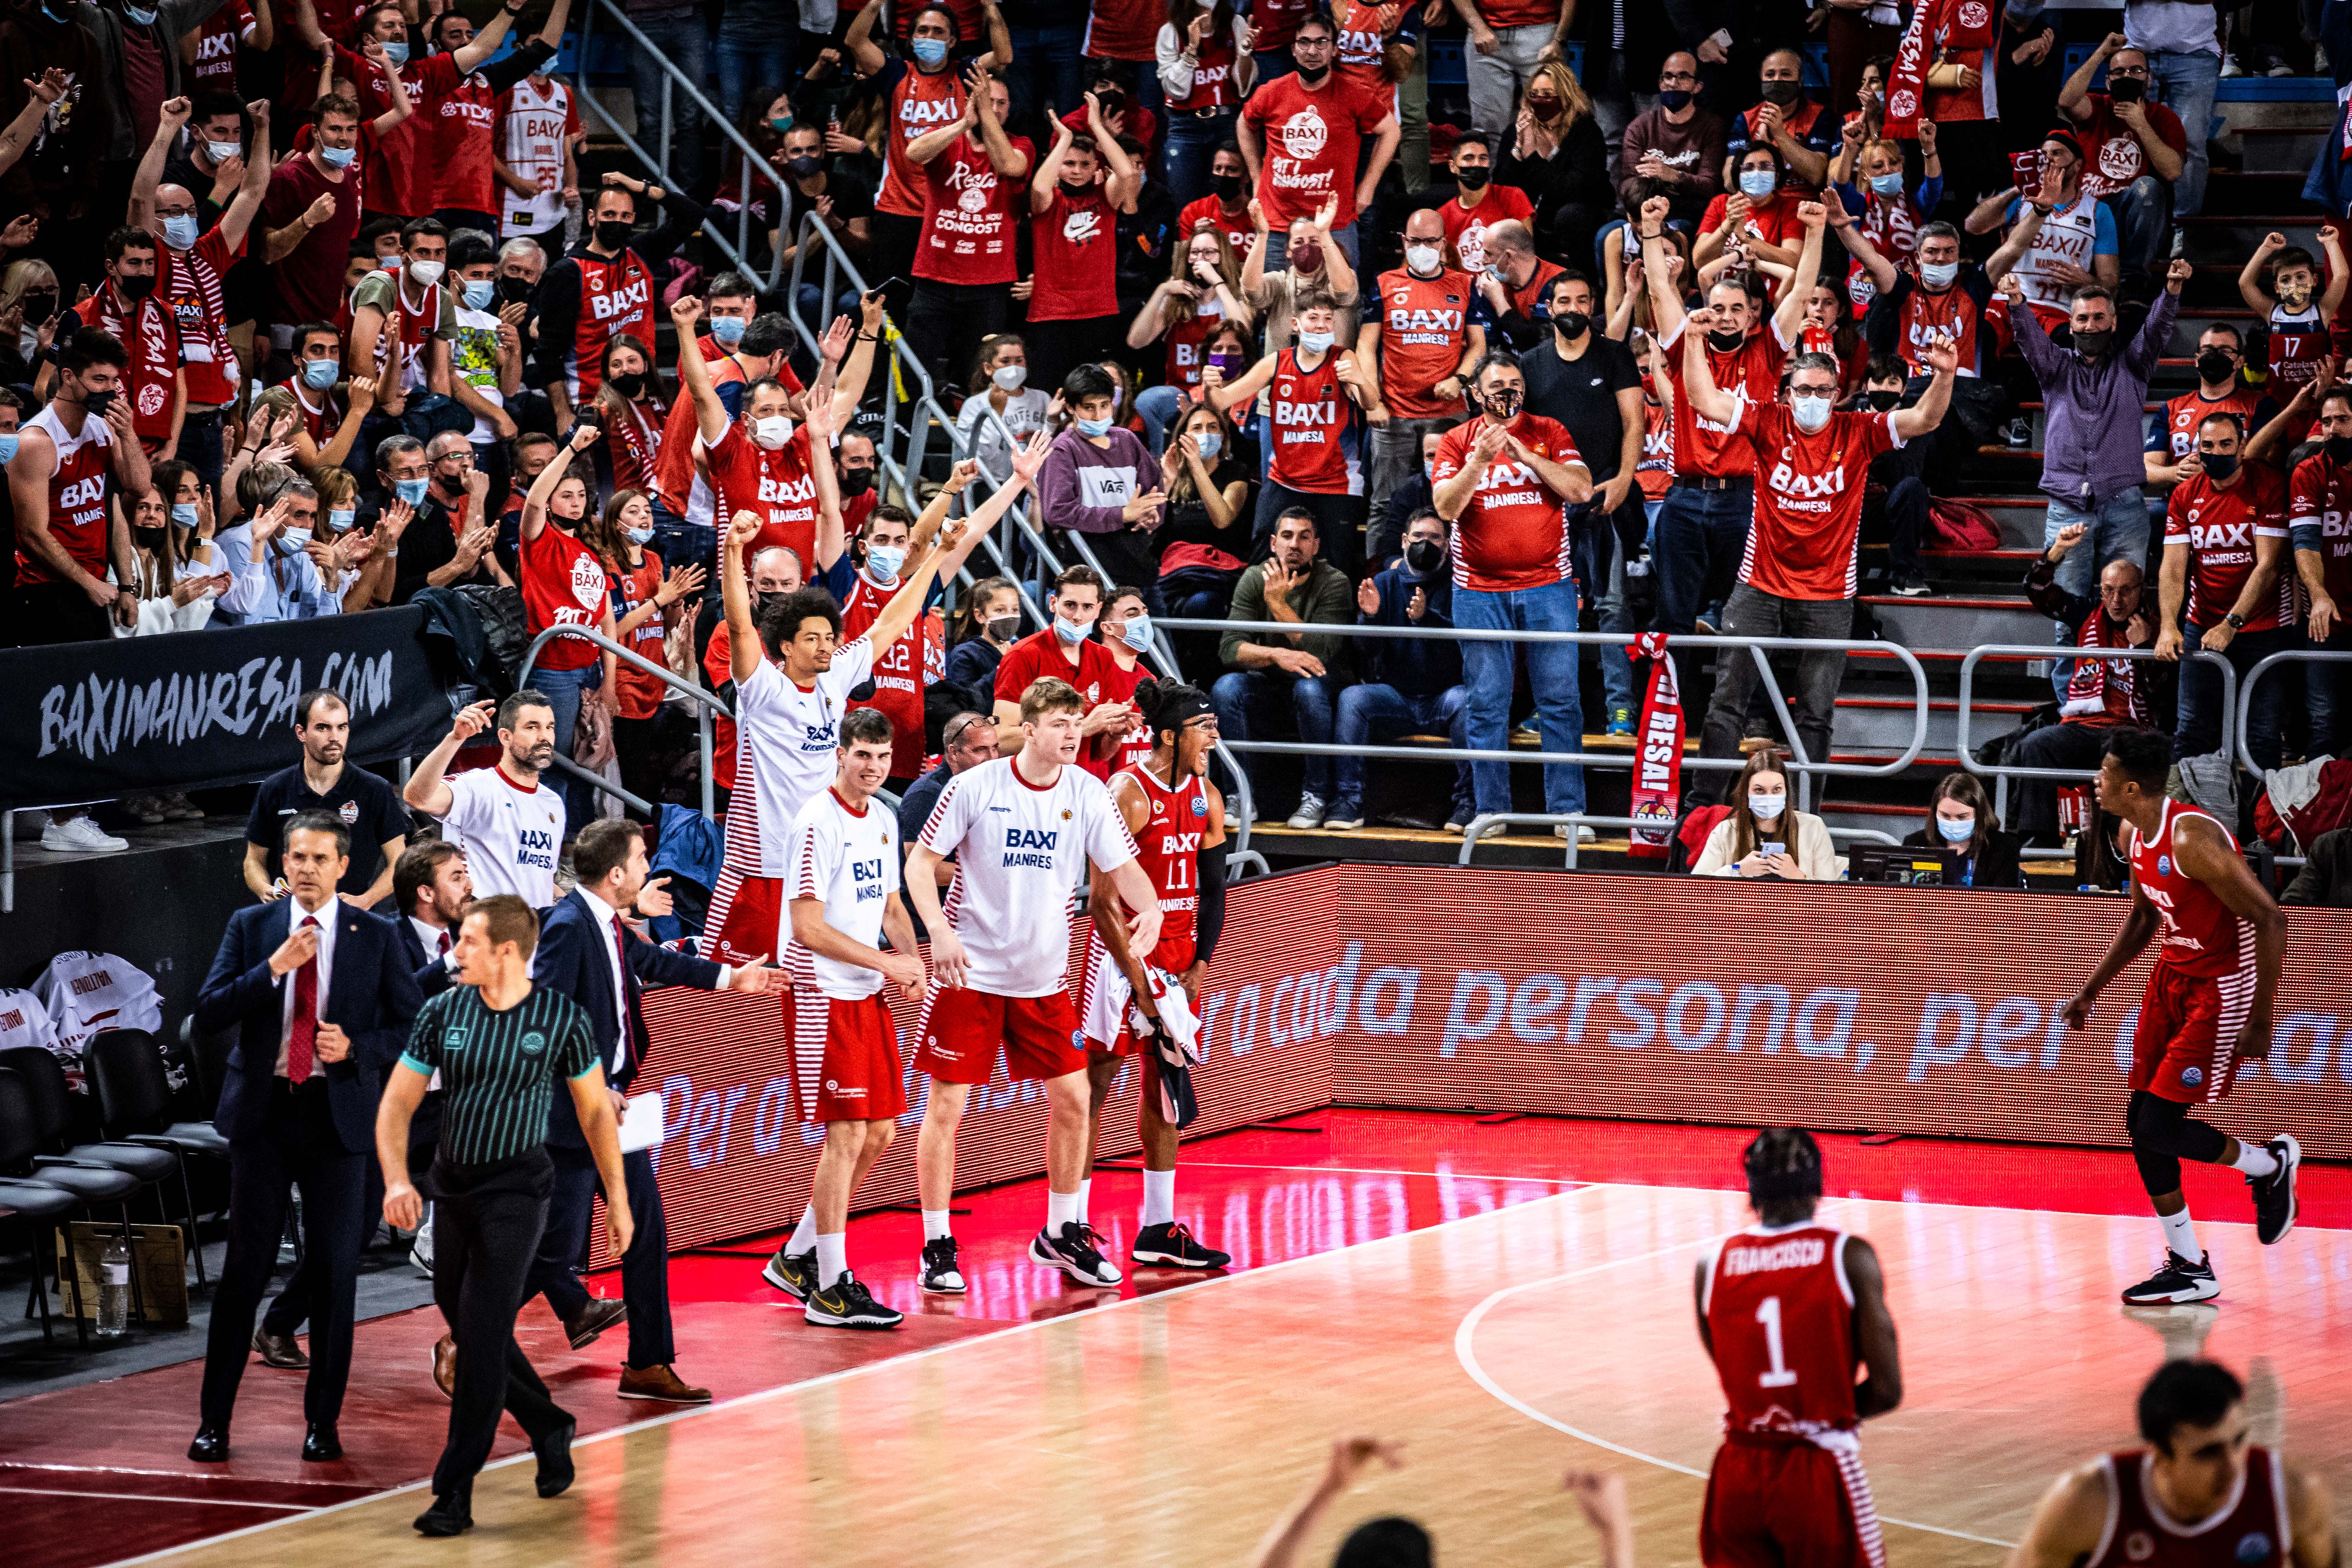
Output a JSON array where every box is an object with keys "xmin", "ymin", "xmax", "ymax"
[
  {"xmin": 410, "ymin": 914, "xmax": 457, "ymax": 967},
  {"xmin": 277, "ymin": 894, "xmax": 340, "ymax": 1075},
  {"xmin": 576, "ymin": 884, "xmax": 634, "ymax": 1073}
]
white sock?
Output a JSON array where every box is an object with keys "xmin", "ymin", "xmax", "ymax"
[
  {"xmin": 1077, "ymin": 1178, "xmax": 1093, "ymax": 1224},
  {"xmin": 1047, "ymin": 1188, "xmax": 1080, "ymax": 1234},
  {"xmin": 815, "ymin": 1232, "xmax": 849, "ymax": 1288},
  {"xmin": 2159, "ymin": 1207, "xmax": 2202, "ymax": 1262},
  {"xmin": 1142, "ymin": 1168, "xmax": 1177, "ymax": 1228},
  {"xmin": 787, "ymin": 1204, "xmax": 818, "ymax": 1254},
  {"xmin": 921, "ymin": 1208, "xmax": 952, "ymax": 1242},
  {"xmin": 2230, "ymin": 1141, "xmax": 2280, "ymax": 1178}
]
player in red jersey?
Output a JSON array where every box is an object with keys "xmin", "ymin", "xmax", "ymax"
[
  {"xmin": 2063, "ymin": 728, "xmax": 2300, "ymax": 1305},
  {"xmin": 1077, "ymin": 678, "xmax": 1231, "ymax": 1270},
  {"xmin": 1697, "ymin": 1128, "xmax": 1902, "ymax": 1568},
  {"xmin": 2007, "ymin": 1360, "xmax": 2337, "ymax": 1568}
]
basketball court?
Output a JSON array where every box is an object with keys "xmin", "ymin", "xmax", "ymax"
[{"xmin": 7, "ymin": 1111, "xmax": 2343, "ymax": 1567}]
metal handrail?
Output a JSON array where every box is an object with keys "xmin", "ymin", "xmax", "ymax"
[
  {"xmin": 515, "ymin": 623, "xmax": 731, "ymax": 821},
  {"xmin": 2236, "ymin": 649, "xmax": 2352, "ymax": 779},
  {"xmin": 1955, "ymin": 644, "xmax": 2239, "ymax": 784},
  {"xmin": 574, "ymin": 0, "xmax": 787, "ymax": 292},
  {"xmin": 1456, "ymin": 813, "xmax": 1903, "ymax": 870},
  {"xmin": 784, "ymin": 209, "xmax": 957, "ymax": 488}
]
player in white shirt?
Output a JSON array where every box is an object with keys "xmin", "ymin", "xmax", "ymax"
[
  {"xmin": 495, "ymin": 70, "xmax": 582, "ymax": 244},
  {"xmin": 903, "ymin": 677, "xmax": 1166, "ymax": 1292},
  {"xmin": 758, "ymin": 709, "xmax": 926, "ymax": 1330},
  {"xmin": 403, "ymin": 694, "xmax": 567, "ymax": 908}
]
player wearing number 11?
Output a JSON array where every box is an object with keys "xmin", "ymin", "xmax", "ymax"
[{"xmin": 1695, "ymin": 1129, "xmax": 1902, "ymax": 1568}]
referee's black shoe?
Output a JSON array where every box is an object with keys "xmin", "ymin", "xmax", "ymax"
[
  {"xmin": 414, "ymin": 1478, "xmax": 474, "ymax": 1537},
  {"xmin": 534, "ymin": 1418, "xmax": 578, "ymax": 1497}
]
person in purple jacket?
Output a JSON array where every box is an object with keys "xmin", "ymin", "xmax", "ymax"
[{"xmin": 1034, "ymin": 363, "xmax": 1166, "ymax": 606}]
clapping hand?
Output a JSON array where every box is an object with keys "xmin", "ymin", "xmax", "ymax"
[{"xmin": 654, "ymin": 562, "xmax": 706, "ymax": 605}]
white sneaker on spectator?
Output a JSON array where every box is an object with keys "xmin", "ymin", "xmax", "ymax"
[
  {"xmin": 1554, "ymin": 824, "xmax": 1598, "ymax": 843},
  {"xmin": 2219, "ymin": 52, "xmax": 2245, "ymax": 77},
  {"xmin": 1287, "ymin": 793, "xmax": 1329, "ymax": 830},
  {"xmin": 42, "ymin": 816, "xmax": 128, "ymax": 854}
]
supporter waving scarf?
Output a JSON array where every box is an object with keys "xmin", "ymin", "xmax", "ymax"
[
  {"xmin": 1885, "ymin": 0, "xmax": 2000, "ymax": 140},
  {"xmin": 1626, "ymin": 631, "xmax": 1683, "ymax": 860}
]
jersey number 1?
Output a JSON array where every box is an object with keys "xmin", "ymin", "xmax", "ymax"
[{"xmin": 1755, "ymin": 1296, "xmax": 1798, "ymax": 1389}]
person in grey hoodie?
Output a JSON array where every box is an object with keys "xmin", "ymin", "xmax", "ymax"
[{"xmin": 1033, "ymin": 361, "xmax": 1165, "ymax": 606}]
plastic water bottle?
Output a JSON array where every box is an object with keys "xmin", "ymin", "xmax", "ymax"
[{"xmin": 96, "ymin": 1237, "xmax": 131, "ymax": 1337}]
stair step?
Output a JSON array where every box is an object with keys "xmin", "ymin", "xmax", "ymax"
[{"xmin": 2237, "ymin": 126, "xmax": 2324, "ymax": 174}]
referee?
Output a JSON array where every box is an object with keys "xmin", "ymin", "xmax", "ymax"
[{"xmin": 377, "ymin": 894, "xmax": 632, "ymax": 1538}]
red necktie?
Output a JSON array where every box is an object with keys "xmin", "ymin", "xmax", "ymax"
[
  {"xmin": 437, "ymin": 928, "xmax": 452, "ymax": 956},
  {"xmin": 288, "ymin": 915, "xmax": 320, "ymax": 1084}
]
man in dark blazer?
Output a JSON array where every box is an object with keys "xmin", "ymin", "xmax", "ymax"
[
  {"xmin": 518, "ymin": 818, "xmax": 777, "ymax": 1404},
  {"xmin": 189, "ymin": 812, "xmax": 425, "ymax": 1464}
]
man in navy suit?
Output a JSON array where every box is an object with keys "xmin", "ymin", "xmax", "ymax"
[
  {"xmin": 189, "ymin": 812, "xmax": 425, "ymax": 1465},
  {"xmin": 518, "ymin": 818, "xmax": 777, "ymax": 1403}
]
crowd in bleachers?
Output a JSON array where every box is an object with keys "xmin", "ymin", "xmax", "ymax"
[{"xmin": 3, "ymin": 0, "xmax": 2347, "ymax": 868}]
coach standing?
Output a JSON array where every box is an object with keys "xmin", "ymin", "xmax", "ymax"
[
  {"xmin": 378, "ymin": 894, "xmax": 625, "ymax": 1537},
  {"xmin": 517, "ymin": 819, "xmax": 777, "ymax": 1403},
  {"xmin": 244, "ymin": 689, "xmax": 409, "ymax": 909},
  {"xmin": 189, "ymin": 812, "xmax": 424, "ymax": 1466}
]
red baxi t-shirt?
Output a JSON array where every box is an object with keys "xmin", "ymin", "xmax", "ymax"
[
  {"xmin": 1241, "ymin": 73, "xmax": 1390, "ymax": 233},
  {"xmin": 1662, "ymin": 318, "xmax": 1790, "ymax": 479},
  {"xmin": 1430, "ymin": 413, "xmax": 1585, "ymax": 593},
  {"xmin": 520, "ymin": 522, "xmax": 609, "ymax": 672},
  {"xmin": 1028, "ymin": 184, "xmax": 1120, "ymax": 322},
  {"xmin": 707, "ymin": 422, "xmax": 820, "ymax": 570},
  {"xmin": 1268, "ymin": 347, "xmax": 1357, "ymax": 495},
  {"xmin": 1735, "ymin": 404, "xmax": 1899, "ymax": 601},
  {"xmin": 918, "ymin": 135, "xmax": 1034, "ymax": 286},
  {"xmin": 2166, "ymin": 466, "xmax": 2291, "ymax": 633}
]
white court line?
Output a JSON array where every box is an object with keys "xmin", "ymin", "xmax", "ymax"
[
  {"xmin": 1453, "ymin": 1194, "xmax": 2016, "ymax": 1551},
  {"xmin": 0, "ymin": 1485, "xmax": 311, "ymax": 1511}
]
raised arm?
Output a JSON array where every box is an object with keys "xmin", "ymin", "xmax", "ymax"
[
  {"xmin": 401, "ymin": 699, "xmax": 494, "ymax": 818},
  {"xmin": 217, "ymin": 99, "xmax": 274, "ymax": 251},
  {"xmin": 450, "ymin": 1, "xmax": 516, "ymax": 74},
  {"xmin": 521, "ymin": 423, "xmax": 599, "ymax": 542},
  {"xmin": 1636, "ymin": 196, "xmax": 1685, "ymax": 343},
  {"xmin": 720, "ymin": 508, "xmax": 766, "ymax": 684},
  {"xmin": 1088, "ymin": 91, "xmax": 1142, "ymax": 212},
  {"xmin": 668, "ymin": 293, "xmax": 732, "ymax": 445},
  {"xmin": 1031, "ymin": 113, "xmax": 1074, "ymax": 213},
  {"xmin": 1769, "ymin": 200, "xmax": 1828, "ymax": 346},
  {"xmin": 1675, "ymin": 305, "xmax": 1738, "ymax": 425},
  {"xmin": 1890, "ymin": 333, "xmax": 1957, "ymax": 441},
  {"xmin": 845, "ymin": 0, "xmax": 889, "ymax": 75}
]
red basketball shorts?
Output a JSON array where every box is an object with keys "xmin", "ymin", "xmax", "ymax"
[
  {"xmin": 2130, "ymin": 963, "xmax": 2246, "ymax": 1106},
  {"xmin": 795, "ymin": 990, "xmax": 908, "ymax": 1123},
  {"xmin": 704, "ymin": 868, "xmax": 783, "ymax": 968},
  {"xmin": 1701, "ymin": 1437, "xmax": 1885, "ymax": 1568},
  {"xmin": 913, "ymin": 987, "xmax": 1087, "ymax": 1084}
]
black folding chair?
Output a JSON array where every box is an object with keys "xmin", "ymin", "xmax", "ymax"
[
  {"xmin": 0, "ymin": 1069, "xmax": 110, "ymax": 1349},
  {"xmin": 83, "ymin": 1029, "xmax": 233, "ymax": 1292},
  {"xmin": 0, "ymin": 1048, "xmax": 191, "ymax": 1283}
]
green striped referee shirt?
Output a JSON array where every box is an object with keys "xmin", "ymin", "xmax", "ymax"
[{"xmin": 400, "ymin": 985, "xmax": 603, "ymax": 1167}]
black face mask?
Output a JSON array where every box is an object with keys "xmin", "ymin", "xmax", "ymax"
[
  {"xmin": 1404, "ymin": 539, "xmax": 1445, "ymax": 576},
  {"xmin": 2195, "ymin": 349, "xmax": 2236, "ymax": 386},
  {"xmin": 20, "ymin": 291, "xmax": 56, "ymax": 322},
  {"xmin": 1758, "ymin": 79, "xmax": 1801, "ymax": 106},
  {"xmin": 2200, "ymin": 451, "xmax": 2240, "ymax": 482},
  {"xmin": 116, "ymin": 273, "xmax": 157, "ymax": 301},
  {"xmin": 609, "ymin": 370, "xmax": 647, "ymax": 398},
  {"xmin": 1659, "ymin": 88, "xmax": 1693, "ymax": 111},
  {"xmin": 1552, "ymin": 309, "xmax": 1590, "ymax": 341},
  {"xmin": 1484, "ymin": 389, "xmax": 1522, "ymax": 421},
  {"xmin": 1213, "ymin": 172, "xmax": 1243, "ymax": 201},
  {"xmin": 132, "ymin": 524, "xmax": 167, "ymax": 552},
  {"xmin": 81, "ymin": 388, "xmax": 118, "ymax": 415},
  {"xmin": 2072, "ymin": 328, "xmax": 2114, "ymax": 359},
  {"xmin": 1707, "ymin": 327, "xmax": 1746, "ymax": 353},
  {"xmin": 1455, "ymin": 163, "xmax": 1490, "ymax": 190},
  {"xmin": 2327, "ymin": 435, "xmax": 2352, "ymax": 466},
  {"xmin": 496, "ymin": 274, "xmax": 534, "ymax": 304},
  {"xmin": 1060, "ymin": 179, "xmax": 1095, "ymax": 202},
  {"xmin": 786, "ymin": 154, "xmax": 823, "ymax": 180},
  {"xmin": 2107, "ymin": 75, "xmax": 2145, "ymax": 104},
  {"xmin": 1865, "ymin": 389, "xmax": 1902, "ymax": 411},
  {"xmin": 593, "ymin": 219, "xmax": 635, "ymax": 252},
  {"xmin": 838, "ymin": 466, "xmax": 875, "ymax": 496},
  {"xmin": 1295, "ymin": 61, "xmax": 1329, "ymax": 85}
]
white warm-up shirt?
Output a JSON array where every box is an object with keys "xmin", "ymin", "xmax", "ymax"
[
  {"xmin": 784, "ymin": 787, "xmax": 900, "ymax": 998},
  {"xmin": 917, "ymin": 756, "xmax": 1139, "ymax": 996},
  {"xmin": 435, "ymin": 766, "xmax": 564, "ymax": 906},
  {"xmin": 728, "ymin": 637, "xmax": 877, "ymax": 877}
]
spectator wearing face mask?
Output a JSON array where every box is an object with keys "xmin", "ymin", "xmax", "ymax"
[
  {"xmin": 1358, "ymin": 206, "xmax": 1485, "ymax": 564},
  {"xmin": 1492, "ymin": 60, "xmax": 1610, "ymax": 268},
  {"xmin": 945, "ymin": 576, "xmax": 1021, "ymax": 692},
  {"xmin": 1131, "ymin": 227, "xmax": 1255, "ymax": 445},
  {"xmin": 1026, "ymin": 97, "xmax": 1143, "ymax": 392},
  {"xmin": 1438, "ymin": 136, "xmax": 1532, "ymax": 278},
  {"xmin": 1213, "ymin": 505, "xmax": 1355, "ymax": 827},
  {"xmin": 1614, "ymin": 52, "xmax": 1725, "ymax": 232},
  {"xmin": 1242, "ymin": 201, "xmax": 1363, "ymax": 357},
  {"xmin": 1724, "ymin": 49, "xmax": 1835, "ymax": 201},
  {"xmin": 1825, "ymin": 122, "xmax": 1941, "ymax": 320},
  {"xmin": 58, "ymin": 227, "xmax": 184, "ymax": 463},
  {"xmin": 1207, "ymin": 291, "xmax": 1379, "ymax": 573},
  {"xmin": 1037, "ymin": 362, "xmax": 1167, "ymax": 596},
  {"xmin": 1695, "ymin": 146, "xmax": 1800, "ymax": 281},
  {"xmin": 385, "ymin": 431, "xmax": 503, "ymax": 602},
  {"xmin": 2156, "ymin": 410, "xmax": 2290, "ymax": 776},
  {"xmin": 1152, "ymin": 399, "xmax": 1252, "ymax": 625},
  {"xmin": 2147, "ymin": 326, "xmax": 2275, "ymax": 499},
  {"xmin": 992, "ymin": 563, "xmax": 1137, "ymax": 765},
  {"xmin": 2055, "ymin": 39, "xmax": 2183, "ymax": 280},
  {"xmin": 956, "ymin": 334, "xmax": 1054, "ymax": 487},
  {"xmin": 1692, "ymin": 747, "xmax": 1835, "ymax": 878},
  {"xmin": 2239, "ymin": 234, "xmax": 2349, "ymax": 402},
  {"xmin": 840, "ymin": 488, "xmax": 993, "ymax": 789},
  {"xmin": 1237, "ymin": 13, "xmax": 1397, "ymax": 270},
  {"xmin": 1096, "ymin": 585, "xmax": 1165, "ymax": 778},
  {"xmin": 2010, "ymin": 527, "xmax": 2163, "ymax": 846},
  {"xmin": 1901, "ymin": 772, "xmax": 2024, "ymax": 887},
  {"xmin": 1327, "ymin": 509, "xmax": 1471, "ymax": 833},
  {"xmin": 1852, "ymin": 356, "xmax": 1934, "ymax": 598}
]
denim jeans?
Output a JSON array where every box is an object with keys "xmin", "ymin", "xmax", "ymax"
[
  {"xmin": 1253, "ymin": 45, "xmax": 1295, "ymax": 89},
  {"xmin": 531, "ymin": 660, "xmax": 602, "ymax": 833},
  {"xmin": 1455, "ymin": 579, "xmax": 1585, "ymax": 816},
  {"xmin": 629, "ymin": 12, "xmax": 713, "ymax": 183},
  {"xmin": 2309, "ymin": 626, "xmax": 2352, "ymax": 758},
  {"xmin": 1366, "ymin": 417, "xmax": 1448, "ymax": 562},
  {"xmin": 714, "ymin": 6, "xmax": 796, "ymax": 133},
  {"xmin": 2176, "ymin": 625, "xmax": 2284, "ymax": 773},
  {"xmin": 794, "ymin": 282, "xmax": 864, "ymax": 332},
  {"xmin": 1571, "ymin": 506, "xmax": 1636, "ymax": 717},
  {"xmin": 1165, "ymin": 108, "xmax": 1237, "ymax": 210},
  {"xmin": 1696, "ymin": 585, "xmax": 1854, "ymax": 799},
  {"xmin": 2045, "ymin": 485, "xmax": 2152, "ymax": 694},
  {"xmin": 1211, "ymin": 668, "xmax": 1340, "ymax": 802},
  {"xmin": 1464, "ymin": 23, "xmax": 1557, "ymax": 141},
  {"xmin": 1334, "ymin": 683, "xmax": 1472, "ymax": 819},
  {"xmin": 1654, "ymin": 482, "xmax": 1753, "ymax": 636},
  {"xmin": 2148, "ymin": 48, "xmax": 2220, "ymax": 218},
  {"xmin": 2101, "ymin": 175, "xmax": 2172, "ymax": 276},
  {"xmin": 1136, "ymin": 383, "xmax": 1188, "ymax": 453},
  {"xmin": 1006, "ymin": 24, "xmax": 1087, "ymax": 142}
]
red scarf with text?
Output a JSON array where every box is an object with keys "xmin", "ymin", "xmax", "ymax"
[
  {"xmin": 1627, "ymin": 631, "xmax": 1683, "ymax": 860},
  {"xmin": 2062, "ymin": 607, "xmax": 2147, "ymax": 726},
  {"xmin": 1885, "ymin": 0, "xmax": 1999, "ymax": 140}
]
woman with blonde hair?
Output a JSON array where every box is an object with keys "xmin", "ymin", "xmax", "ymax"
[
  {"xmin": 1693, "ymin": 747, "xmax": 1838, "ymax": 879},
  {"xmin": 1498, "ymin": 60, "xmax": 1612, "ymax": 267},
  {"xmin": 1132, "ymin": 224, "xmax": 1254, "ymax": 450},
  {"xmin": 0, "ymin": 257, "xmax": 61, "ymax": 383}
]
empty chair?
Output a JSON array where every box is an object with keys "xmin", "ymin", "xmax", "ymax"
[
  {"xmin": 83, "ymin": 1029, "xmax": 233, "ymax": 1288},
  {"xmin": 0, "ymin": 1047, "xmax": 189, "ymax": 1280},
  {"xmin": 0, "ymin": 1069, "xmax": 109, "ymax": 1349}
]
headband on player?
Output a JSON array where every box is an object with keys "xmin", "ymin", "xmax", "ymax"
[{"xmin": 1161, "ymin": 691, "xmax": 1216, "ymax": 728}]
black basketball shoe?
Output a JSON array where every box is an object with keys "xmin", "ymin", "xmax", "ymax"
[
  {"xmin": 2249, "ymin": 1134, "xmax": 2300, "ymax": 1245},
  {"xmin": 805, "ymin": 1271, "xmax": 906, "ymax": 1329},
  {"xmin": 2120, "ymin": 1250, "xmax": 2219, "ymax": 1305},
  {"xmin": 1132, "ymin": 1222, "xmax": 1231, "ymax": 1270},
  {"xmin": 761, "ymin": 1246, "xmax": 817, "ymax": 1302},
  {"xmin": 919, "ymin": 1235, "xmax": 967, "ymax": 1294}
]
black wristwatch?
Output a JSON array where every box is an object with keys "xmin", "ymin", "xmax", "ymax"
[{"xmin": 2225, "ymin": 612, "xmax": 2248, "ymax": 630}]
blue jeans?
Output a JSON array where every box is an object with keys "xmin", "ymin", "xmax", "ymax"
[
  {"xmin": 1455, "ymin": 580, "xmax": 1585, "ymax": 817},
  {"xmin": 795, "ymin": 282, "xmax": 864, "ymax": 332},
  {"xmin": 2045, "ymin": 486, "xmax": 2151, "ymax": 694},
  {"xmin": 1136, "ymin": 383, "xmax": 1188, "ymax": 454},
  {"xmin": 1654, "ymin": 482, "xmax": 1752, "ymax": 636},
  {"xmin": 1572, "ymin": 506, "xmax": 1636, "ymax": 716},
  {"xmin": 2101, "ymin": 175, "xmax": 2172, "ymax": 276},
  {"xmin": 1334, "ymin": 683, "xmax": 1472, "ymax": 819},
  {"xmin": 2148, "ymin": 48, "xmax": 2220, "ymax": 218},
  {"xmin": 531, "ymin": 660, "xmax": 603, "ymax": 833},
  {"xmin": 2175, "ymin": 625, "xmax": 2284, "ymax": 773},
  {"xmin": 714, "ymin": 7, "xmax": 796, "ymax": 133},
  {"xmin": 1165, "ymin": 107, "xmax": 1237, "ymax": 211},
  {"xmin": 1006, "ymin": 24, "xmax": 1086, "ymax": 140},
  {"xmin": 629, "ymin": 13, "xmax": 712, "ymax": 182},
  {"xmin": 2309, "ymin": 627, "xmax": 2352, "ymax": 758},
  {"xmin": 1210, "ymin": 668, "xmax": 1338, "ymax": 802},
  {"xmin": 1253, "ymin": 45, "xmax": 1295, "ymax": 88}
]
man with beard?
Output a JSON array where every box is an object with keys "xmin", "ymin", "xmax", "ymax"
[
  {"xmin": 403, "ymin": 694, "xmax": 567, "ymax": 908},
  {"xmin": 244, "ymin": 689, "xmax": 410, "ymax": 908}
]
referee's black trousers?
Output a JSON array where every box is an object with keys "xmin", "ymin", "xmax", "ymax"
[{"xmin": 424, "ymin": 1148, "xmax": 571, "ymax": 1495}]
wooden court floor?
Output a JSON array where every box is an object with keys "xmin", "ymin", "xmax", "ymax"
[{"xmin": 131, "ymin": 1181, "xmax": 2352, "ymax": 1567}]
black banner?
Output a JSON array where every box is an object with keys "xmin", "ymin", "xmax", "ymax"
[{"xmin": 0, "ymin": 607, "xmax": 457, "ymax": 808}]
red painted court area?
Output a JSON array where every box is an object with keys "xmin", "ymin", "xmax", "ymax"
[{"xmin": 3, "ymin": 1110, "xmax": 2343, "ymax": 1568}]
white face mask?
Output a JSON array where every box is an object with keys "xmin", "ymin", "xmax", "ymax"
[
  {"xmin": 992, "ymin": 363, "xmax": 1027, "ymax": 392},
  {"xmin": 753, "ymin": 414, "xmax": 793, "ymax": 450},
  {"xmin": 1790, "ymin": 394, "xmax": 1833, "ymax": 432},
  {"xmin": 1405, "ymin": 242, "xmax": 1442, "ymax": 276},
  {"xmin": 1918, "ymin": 260, "xmax": 1960, "ymax": 290},
  {"xmin": 407, "ymin": 259, "xmax": 445, "ymax": 286},
  {"xmin": 1748, "ymin": 791, "xmax": 1787, "ymax": 821},
  {"xmin": 1298, "ymin": 330, "xmax": 1334, "ymax": 354}
]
